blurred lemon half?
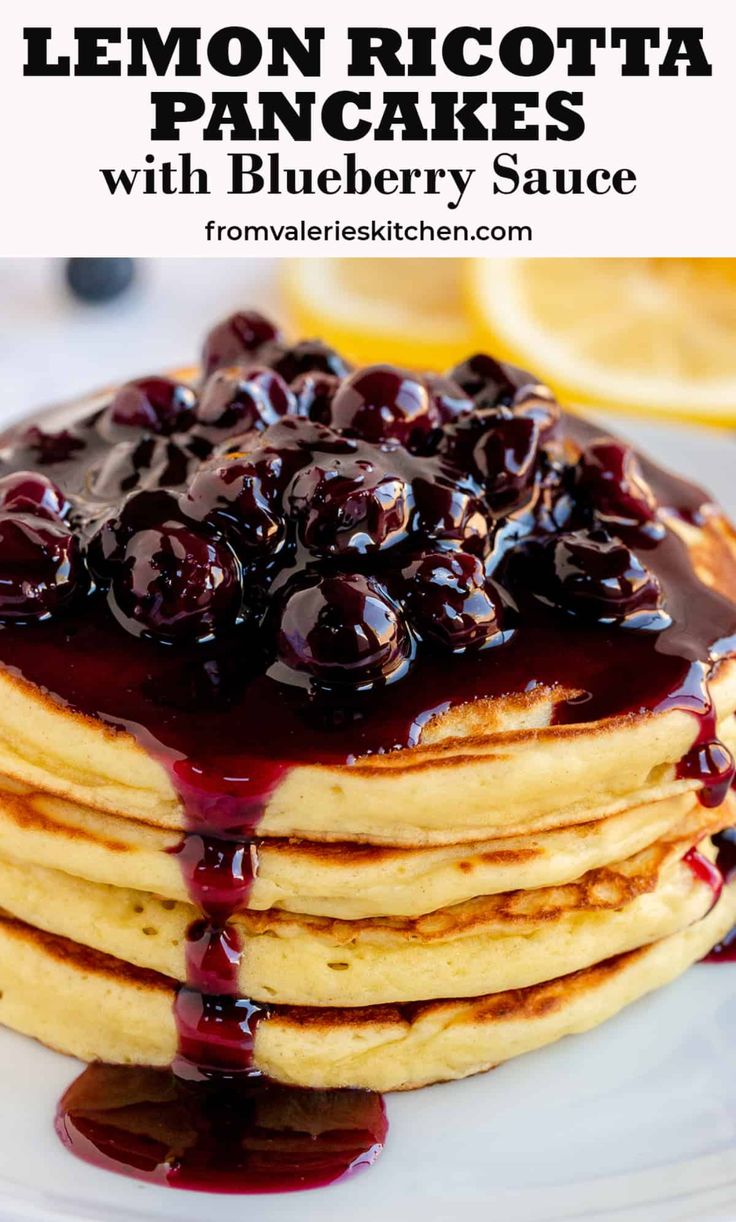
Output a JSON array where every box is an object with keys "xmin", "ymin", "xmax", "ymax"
[
  {"xmin": 282, "ymin": 258, "xmax": 478, "ymax": 371},
  {"xmin": 466, "ymin": 258, "xmax": 736, "ymax": 427}
]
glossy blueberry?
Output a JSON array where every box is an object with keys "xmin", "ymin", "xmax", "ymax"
[
  {"xmin": 0, "ymin": 471, "xmax": 67, "ymax": 520},
  {"xmin": 273, "ymin": 572, "xmax": 412, "ymax": 689},
  {"xmin": 202, "ymin": 311, "xmax": 281, "ymax": 377},
  {"xmin": 472, "ymin": 414, "xmax": 540, "ymax": 512},
  {"xmin": 288, "ymin": 453, "xmax": 414, "ymax": 556},
  {"xmin": 439, "ymin": 410, "xmax": 540, "ymax": 512},
  {"xmin": 186, "ymin": 457, "xmax": 287, "ymax": 559},
  {"xmin": 329, "ymin": 366, "xmax": 432, "ymax": 445},
  {"xmin": 267, "ymin": 340, "xmax": 351, "ymax": 385},
  {"xmin": 85, "ymin": 489, "xmax": 186, "ymax": 579},
  {"xmin": 513, "ymin": 384, "xmax": 561, "ymax": 439},
  {"xmin": 448, "ymin": 354, "xmax": 534, "ymax": 407},
  {"xmin": 106, "ymin": 378, "xmax": 197, "ymax": 436},
  {"xmin": 521, "ymin": 528, "xmax": 663, "ymax": 625},
  {"xmin": 196, "ymin": 367, "xmax": 293, "ymax": 438},
  {"xmin": 412, "ymin": 463, "xmax": 490, "ymax": 554},
  {"xmin": 424, "ymin": 374, "xmax": 473, "ymax": 424},
  {"xmin": 291, "ymin": 372, "xmax": 341, "ymax": 424},
  {"xmin": 0, "ymin": 514, "xmax": 85, "ymax": 621},
  {"xmin": 108, "ymin": 523, "xmax": 243, "ymax": 644},
  {"xmin": 401, "ymin": 549, "xmax": 504, "ymax": 651},
  {"xmin": 576, "ymin": 440, "xmax": 659, "ymax": 533}
]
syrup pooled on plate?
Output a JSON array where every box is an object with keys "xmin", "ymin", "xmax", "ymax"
[
  {"xmin": 56, "ymin": 1065, "xmax": 387, "ymax": 1194},
  {"xmin": 2, "ymin": 310, "xmax": 735, "ymax": 1191}
]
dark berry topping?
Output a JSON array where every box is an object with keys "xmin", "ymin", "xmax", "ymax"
[
  {"xmin": 202, "ymin": 311, "xmax": 281, "ymax": 377},
  {"xmin": 186, "ymin": 459, "xmax": 287, "ymax": 561},
  {"xmin": 472, "ymin": 415, "xmax": 540, "ymax": 513},
  {"xmin": 412, "ymin": 464, "xmax": 490, "ymax": 554},
  {"xmin": 329, "ymin": 366, "xmax": 431, "ymax": 445},
  {"xmin": 267, "ymin": 340, "xmax": 351, "ymax": 385},
  {"xmin": 16, "ymin": 427, "xmax": 85, "ymax": 467},
  {"xmin": 288, "ymin": 453, "xmax": 413, "ymax": 557},
  {"xmin": 402, "ymin": 550, "xmax": 505, "ymax": 651},
  {"xmin": 424, "ymin": 374, "xmax": 473, "ymax": 424},
  {"xmin": 65, "ymin": 258, "xmax": 135, "ymax": 304},
  {"xmin": 85, "ymin": 489, "xmax": 186, "ymax": 578},
  {"xmin": 521, "ymin": 528, "xmax": 664, "ymax": 625},
  {"xmin": 448, "ymin": 354, "xmax": 536, "ymax": 407},
  {"xmin": 528, "ymin": 457, "xmax": 581, "ymax": 536},
  {"xmin": 577, "ymin": 440, "xmax": 660, "ymax": 533},
  {"xmin": 0, "ymin": 308, "xmax": 683, "ymax": 678},
  {"xmin": 89, "ymin": 438, "xmax": 196, "ymax": 502},
  {"xmin": 0, "ymin": 471, "xmax": 67, "ymax": 520},
  {"xmin": 252, "ymin": 418, "xmax": 358, "ymax": 465},
  {"xmin": 108, "ymin": 523, "xmax": 243, "ymax": 644},
  {"xmin": 291, "ymin": 372, "xmax": 341, "ymax": 424},
  {"xmin": 106, "ymin": 378, "xmax": 197, "ymax": 436},
  {"xmin": 196, "ymin": 367, "xmax": 293, "ymax": 438},
  {"xmin": 513, "ymin": 385, "xmax": 561, "ymax": 439},
  {"xmin": 440, "ymin": 410, "xmax": 540, "ymax": 513},
  {"xmin": 273, "ymin": 572, "xmax": 413, "ymax": 690},
  {"xmin": 0, "ymin": 514, "xmax": 85, "ymax": 622}
]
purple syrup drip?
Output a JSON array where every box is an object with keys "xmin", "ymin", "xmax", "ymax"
[
  {"xmin": 56, "ymin": 1064, "xmax": 387, "ymax": 1194},
  {"xmin": 173, "ymin": 989, "xmax": 265, "ymax": 1080},
  {"xmin": 678, "ymin": 737, "xmax": 736, "ymax": 809},
  {"xmin": 171, "ymin": 834, "xmax": 259, "ymax": 922}
]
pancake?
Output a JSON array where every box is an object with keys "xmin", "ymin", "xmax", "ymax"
[
  {"xmin": 0, "ymin": 888, "xmax": 731, "ymax": 1092},
  {"xmin": 0, "ymin": 775, "xmax": 730, "ymax": 919},
  {"xmin": 1, "ymin": 328, "xmax": 735, "ymax": 1137},
  {"xmin": 0, "ymin": 657, "xmax": 734, "ymax": 846},
  {"xmin": 0, "ymin": 831, "xmax": 722, "ymax": 1007}
]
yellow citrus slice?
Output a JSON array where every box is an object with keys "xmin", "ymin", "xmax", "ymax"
[
  {"xmin": 466, "ymin": 258, "xmax": 736, "ymax": 426},
  {"xmin": 282, "ymin": 258, "xmax": 479, "ymax": 371}
]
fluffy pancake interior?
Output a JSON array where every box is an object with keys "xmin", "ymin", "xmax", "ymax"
[
  {"xmin": 0, "ymin": 777, "xmax": 731, "ymax": 921},
  {"xmin": 0, "ymin": 889, "xmax": 731, "ymax": 1091},
  {"xmin": 0, "ymin": 830, "xmax": 722, "ymax": 1007}
]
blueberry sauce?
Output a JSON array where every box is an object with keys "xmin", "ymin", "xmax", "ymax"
[
  {"xmin": 702, "ymin": 829, "xmax": 736, "ymax": 962},
  {"xmin": 56, "ymin": 1065, "xmax": 387, "ymax": 1194},
  {"xmin": 677, "ymin": 736, "xmax": 736, "ymax": 809},
  {"xmin": 683, "ymin": 846, "xmax": 724, "ymax": 910},
  {"xmin": 5, "ymin": 315, "xmax": 736, "ymax": 1191}
]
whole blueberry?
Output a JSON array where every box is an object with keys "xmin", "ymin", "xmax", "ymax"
[
  {"xmin": 202, "ymin": 311, "xmax": 281, "ymax": 377},
  {"xmin": 273, "ymin": 571, "xmax": 413, "ymax": 689},
  {"xmin": 329, "ymin": 366, "xmax": 432, "ymax": 445},
  {"xmin": 0, "ymin": 471, "xmax": 67, "ymax": 521},
  {"xmin": 65, "ymin": 258, "xmax": 135, "ymax": 304},
  {"xmin": 108, "ymin": 523, "xmax": 243, "ymax": 644},
  {"xmin": 288, "ymin": 452, "xmax": 414, "ymax": 557},
  {"xmin": 520, "ymin": 528, "xmax": 664, "ymax": 625},
  {"xmin": 0, "ymin": 513, "xmax": 86, "ymax": 621},
  {"xmin": 105, "ymin": 378, "xmax": 197, "ymax": 437},
  {"xmin": 401, "ymin": 549, "xmax": 505, "ymax": 651}
]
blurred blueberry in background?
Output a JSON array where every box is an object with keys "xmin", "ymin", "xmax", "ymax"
[{"xmin": 65, "ymin": 258, "xmax": 136, "ymax": 304}]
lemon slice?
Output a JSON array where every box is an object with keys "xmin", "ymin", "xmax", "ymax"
[
  {"xmin": 282, "ymin": 258, "xmax": 478, "ymax": 371},
  {"xmin": 466, "ymin": 259, "xmax": 736, "ymax": 426}
]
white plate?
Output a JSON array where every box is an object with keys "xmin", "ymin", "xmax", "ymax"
[{"xmin": 0, "ymin": 415, "xmax": 735, "ymax": 1222}]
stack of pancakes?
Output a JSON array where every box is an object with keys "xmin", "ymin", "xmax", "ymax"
[
  {"xmin": 0, "ymin": 344, "xmax": 734, "ymax": 1099},
  {"xmin": 0, "ymin": 637, "xmax": 733, "ymax": 1091}
]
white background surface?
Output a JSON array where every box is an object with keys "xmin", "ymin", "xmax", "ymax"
[
  {"xmin": 1, "ymin": 0, "xmax": 735, "ymax": 255},
  {"xmin": 0, "ymin": 258, "xmax": 735, "ymax": 1218}
]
